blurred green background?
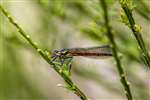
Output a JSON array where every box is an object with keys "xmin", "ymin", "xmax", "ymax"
[{"xmin": 0, "ymin": 0, "xmax": 150, "ymax": 100}]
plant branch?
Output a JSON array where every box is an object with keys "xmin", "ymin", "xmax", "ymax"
[
  {"xmin": 0, "ymin": 5, "xmax": 87, "ymax": 100},
  {"xmin": 100, "ymin": 0, "xmax": 133, "ymax": 100},
  {"xmin": 119, "ymin": 0, "xmax": 150, "ymax": 69}
]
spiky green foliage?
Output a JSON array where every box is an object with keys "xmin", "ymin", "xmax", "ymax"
[
  {"xmin": 0, "ymin": 5, "xmax": 87, "ymax": 100},
  {"xmin": 100, "ymin": 0, "xmax": 133, "ymax": 100},
  {"xmin": 120, "ymin": 0, "xmax": 150, "ymax": 69}
]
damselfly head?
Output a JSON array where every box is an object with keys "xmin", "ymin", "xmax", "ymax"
[
  {"xmin": 60, "ymin": 49, "xmax": 68, "ymax": 54},
  {"xmin": 51, "ymin": 50, "xmax": 60, "ymax": 57}
]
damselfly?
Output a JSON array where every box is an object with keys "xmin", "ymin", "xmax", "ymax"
[{"xmin": 51, "ymin": 45, "xmax": 112, "ymax": 67}]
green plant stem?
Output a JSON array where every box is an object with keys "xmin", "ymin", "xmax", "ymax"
[
  {"xmin": 100, "ymin": 0, "xmax": 133, "ymax": 100},
  {"xmin": 0, "ymin": 5, "xmax": 87, "ymax": 100},
  {"xmin": 120, "ymin": 0, "xmax": 150, "ymax": 69}
]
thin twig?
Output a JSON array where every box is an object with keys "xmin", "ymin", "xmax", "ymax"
[
  {"xmin": 0, "ymin": 5, "xmax": 87, "ymax": 100},
  {"xmin": 119, "ymin": 0, "xmax": 150, "ymax": 70},
  {"xmin": 100, "ymin": 0, "xmax": 133, "ymax": 100}
]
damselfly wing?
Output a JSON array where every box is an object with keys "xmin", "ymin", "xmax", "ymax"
[{"xmin": 66, "ymin": 45, "xmax": 112, "ymax": 59}]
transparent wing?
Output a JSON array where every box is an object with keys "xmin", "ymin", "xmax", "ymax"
[{"xmin": 67, "ymin": 45, "xmax": 112, "ymax": 59}]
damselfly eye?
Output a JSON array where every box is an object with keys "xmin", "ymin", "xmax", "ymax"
[
  {"xmin": 60, "ymin": 49, "xmax": 68, "ymax": 54},
  {"xmin": 53, "ymin": 50, "xmax": 59, "ymax": 53}
]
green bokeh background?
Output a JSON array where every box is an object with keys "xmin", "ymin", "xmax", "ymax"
[{"xmin": 0, "ymin": 0, "xmax": 150, "ymax": 100}]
